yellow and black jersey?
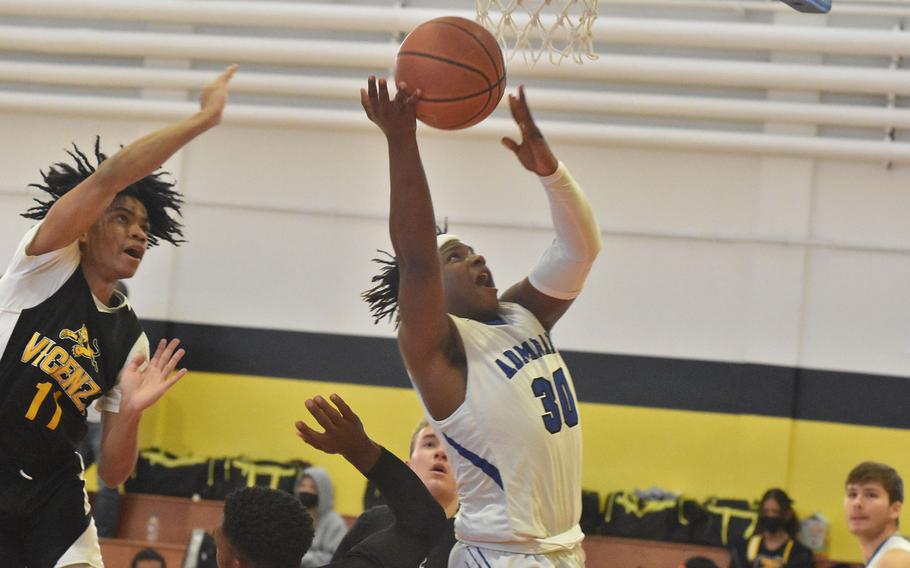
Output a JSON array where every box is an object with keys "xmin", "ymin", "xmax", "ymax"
[{"xmin": 0, "ymin": 225, "xmax": 143, "ymax": 476}]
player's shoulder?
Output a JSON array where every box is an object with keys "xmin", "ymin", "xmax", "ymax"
[
  {"xmin": 498, "ymin": 301, "xmax": 544, "ymax": 326},
  {"xmin": 879, "ymin": 547, "xmax": 910, "ymax": 568}
]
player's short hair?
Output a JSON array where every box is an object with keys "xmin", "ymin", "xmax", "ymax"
[
  {"xmin": 846, "ymin": 462, "xmax": 904, "ymax": 504},
  {"xmin": 408, "ymin": 418, "xmax": 431, "ymax": 456},
  {"xmin": 362, "ymin": 222, "xmax": 448, "ymax": 327},
  {"xmin": 21, "ymin": 137, "xmax": 184, "ymax": 247},
  {"xmin": 222, "ymin": 486, "xmax": 314, "ymax": 568},
  {"xmin": 131, "ymin": 547, "xmax": 166, "ymax": 568}
]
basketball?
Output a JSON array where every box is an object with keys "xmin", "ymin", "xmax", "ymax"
[{"xmin": 395, "ymin": 16, "xmax": 507, "ymax": 130}]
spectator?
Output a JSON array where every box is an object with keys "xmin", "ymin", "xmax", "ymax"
[
  {"xmin": 730, "ymin": 489, "xmax": 813, "ymax": 568},
  {"xmin": 296, "ymin": 466, "xmax": 348, "ymax": 566},
  {"xmin": 131, "ymin": 547, "xmax": 166, "ymax": 568}
]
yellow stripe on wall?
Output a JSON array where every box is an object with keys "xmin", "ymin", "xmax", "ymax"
[{"xmin": 85, "ymin": 371, "xmax": 906, "ymax": 563}]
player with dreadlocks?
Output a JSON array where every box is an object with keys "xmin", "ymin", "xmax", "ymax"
[
  {"xmin": 361, "ymin": 76, "xmax": 602, "ymax": 568},
  {"xmin": 0, "ymin": 65, "xmax": 237, "ymax": 568}
]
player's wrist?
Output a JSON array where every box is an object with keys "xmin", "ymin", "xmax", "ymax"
[{"xmin": 343, "ymin": 439, "xmax": 382, "ymax": 474}]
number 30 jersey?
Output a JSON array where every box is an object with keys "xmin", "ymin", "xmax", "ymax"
[
  {"xmin": 420, "ymin": 302, "xmax": 584, "ymax": 555},
  {"xmin": 0, "ymin": 223, "xmax": 146, "ymax": 476}
]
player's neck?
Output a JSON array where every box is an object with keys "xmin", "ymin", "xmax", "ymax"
[
  {"xmin": 81, "ymin": 266, "xmax": 117, "ymax": 307},
  {"xmin": 441, "ymin": 496, "xmax": 459, "ymax": 519},
  {"xmin": 860, "ymin": 526, "xmax": 897, "ymax": 562}
]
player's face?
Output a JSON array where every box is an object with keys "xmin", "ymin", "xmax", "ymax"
[
  {"xmin": 80, "ymin": 195, "xmax": 149, "ymax": 281},
  {"xmin": 439, "ymin": 240, "xmax": 499, "ymax": 321},
  {"xmin": 408, "ymin": 426, "xmax": 457, "ymax": 507},
  {"xmin": 844, "ymin": 481, "xmax": 901, "ymax": 539}
]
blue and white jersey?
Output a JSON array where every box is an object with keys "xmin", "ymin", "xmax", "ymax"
[
  {"xmin": 417, "ymin": 302, "xmax": 583, "ymax": 555},
  {"xmin": 867, "ymin": 535, "xmax": 910, "ymax": 568}
]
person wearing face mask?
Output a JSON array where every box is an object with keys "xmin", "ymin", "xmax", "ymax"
[
  {"xmin": 730, "ymin": 489, "xmax": 814, "ymax": 568},
  {"xmin": 296, "ymin": 466, "xmax": 349, "ymax": 566}
]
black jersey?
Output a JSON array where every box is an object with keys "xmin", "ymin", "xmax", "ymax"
[{"xmin": 0, "ymin": 230, "xmax": 143, "ymax": 476}]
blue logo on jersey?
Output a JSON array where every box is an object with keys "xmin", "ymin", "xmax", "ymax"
[{"xmin": 494, "ymin": 333, "xmax": 556, "ymax": 379}]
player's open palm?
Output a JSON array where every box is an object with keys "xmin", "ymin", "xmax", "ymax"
[
  {"xmin": 501, "ymin": 85, "xmax": 559, "ymax": 176},
  {"xmin": 119, "ymin": 338, "xmax": 187, "ymax": 416},
  {"xmin": 361, "ymin": 76, "xmax": 420, "ymax": 139},
  {"xmin": 296, "ymin": 394, "xmax": 381, "ymax": 473}
]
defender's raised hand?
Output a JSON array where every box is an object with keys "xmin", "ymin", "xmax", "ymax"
[
  {"xmin": 361, "ymin": 76, "xmax": 421, "ymax": 139},
  {"xmin": 296, "ymin": 394, "xmax": 381, "ymax": 474},
  {"xmin": 198, "ymin": 64, "xmax": 238, "ymax": 126},
  {"xmin": 501, "ymin": 85, "xmax": 559, "ymax": 176}
]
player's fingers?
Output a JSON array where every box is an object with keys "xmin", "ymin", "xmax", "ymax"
[
  {"xmin": 305, "ymin": 398, "xmax": 336, "ymax": 431},
  {"xmin": 157, "ymin": 339, "xmax": 181, "ymax": 369},
  {"xmin": 296, "ymin": 421, "xmax": 329, "ymax": 450},
  {"xmin": 127, "ymin": 353, "xmax": 148, "ymax": 373},
  {"xmin": 360, "ymin": 88, "xmax": 374, "ymax": 118},
  {"xmin": 367, "ymin": 76, "xmax": 377, "ymax": 100},
  {"xmin": 378, "ymin": 77, "xmax": 390, "ymax": 103},
  {"xmin": 220, "ymin": 64, "xmax": 239, "ymax": 83},
  {"xmin": 149, "ymin": 338, "xmax": 167, "ymax": 366},
  {"xmin": 162, "ymin": 348, "xmax": 186, "ymax": 376},
  {"xmin": 313, "ymin": 395, "xmax": 345, "ymax": 427},
  {"xmin": 329, "ymin": 394, "xmax": 359, "ymax": 423},
  {"xmin": 501, "ymin": 137, "xmax": 520, "ymax": 155},
  {"xmin": 163, "ymin": 368, "xmax": 188, "ymax": 389},
  {"xmin": 405, "ymin": 88, "xmax": 422, "ymax": 106}
]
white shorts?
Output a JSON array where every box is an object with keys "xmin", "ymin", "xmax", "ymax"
[
  {"xmin": 449, "ymin": 542, "xmax": 586, "ymax": 568},
  {"xmin": 55, "ymin": 517, "xmax": 104, "ymax": 568}
]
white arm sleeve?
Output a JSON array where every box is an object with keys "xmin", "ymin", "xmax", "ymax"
[{"xmin": 528, "ymin": 161, "xmax": 603, "ymax": 300}]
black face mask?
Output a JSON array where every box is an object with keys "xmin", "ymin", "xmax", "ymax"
[
  {"xmin": 298, "ymin": 491, "xmax": 318, "ymax": 509},
  {"xmin": 757, "ymin": 515, "xmax": 786, "ymax": 533}
]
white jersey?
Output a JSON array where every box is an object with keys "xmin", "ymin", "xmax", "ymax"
[
  {"xmin": 868, "ymin": 535, "xmax": 910, "ymax": 568},
  {"xmin": 418, "ymin": 302, "xmax": 583, "ymax": 555}
]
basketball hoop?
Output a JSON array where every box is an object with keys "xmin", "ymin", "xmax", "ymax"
[{"xmin": 475, "ymin": 0, "xmax": 599, "ymax": 65}]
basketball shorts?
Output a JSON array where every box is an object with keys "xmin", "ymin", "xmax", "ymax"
[
  {"xmin": 449, "ymin": 542, "xmax": 586, "ymax": 568},
  {"xmin": 0, "ymin": 453, "xmax": 103, "ymax": 568}
]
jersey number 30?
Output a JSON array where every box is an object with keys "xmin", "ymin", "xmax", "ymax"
[{"xmin": 531, "ymin": 368, "xmax": 579, "ymax": 434}]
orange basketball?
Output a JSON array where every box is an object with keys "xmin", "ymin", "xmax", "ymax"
[{"xmin": 395, "ymin": 16, "xmax": 507, "ymax": 130}]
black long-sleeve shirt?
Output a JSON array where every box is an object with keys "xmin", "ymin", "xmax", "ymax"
[
  {"xmin": 333, "ymin": 505, "xmax": 456, "ymax": 568},
  {"xmin": 323, "ymin": 447, "xmax": 447, "ymax": 568}
]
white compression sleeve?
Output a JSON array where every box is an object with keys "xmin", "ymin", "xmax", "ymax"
[{"xmin": 528, "ymin": 161, "xmax": 603, "ymax": 300}]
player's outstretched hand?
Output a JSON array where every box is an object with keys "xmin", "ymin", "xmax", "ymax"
[
  {"xmin": 296, "ymin": 394, "xmax": 382, "ymax": 474},
  {"xmin": 199, "ymin": 64, "xmax": 238, "ymax": 126},
  {"xmin": 119, "ymin": 338, "xmax": 188, "ymax": 417},
  {"xmin": 501, "ymin": 85, "xmax": 559, "ymax": 177},
  {"xmin": 361, "ymin": 76, "xmax": 421, "ymax": 140}
]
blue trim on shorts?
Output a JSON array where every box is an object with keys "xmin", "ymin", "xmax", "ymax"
[{"xmin": 443, "ymin": 434, "xmax": 503, "ymax": 490}]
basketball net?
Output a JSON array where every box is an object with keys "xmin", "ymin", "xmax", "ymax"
[{"xmin": 475, "ymin": 0, "xmax": 599, "ymax": 65}]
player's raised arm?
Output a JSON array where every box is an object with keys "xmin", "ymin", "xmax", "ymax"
[
  {"xmin": 361, "ymin": 76, "xmax": 466, "ymax": 419},
  {"xmin": 499, "ymin": 85, "xmax": 603, "ymax": 330},
  {"xmin": 27, "ymin": 65, "xmax": 238, "ymax": 257}
]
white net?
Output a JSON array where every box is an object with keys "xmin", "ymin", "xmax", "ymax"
[{"xmin": 475, "ymin": 0, "xmax": 599, "ymax": 65}]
